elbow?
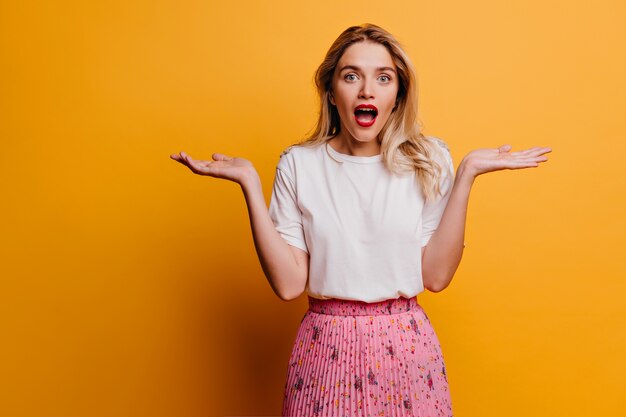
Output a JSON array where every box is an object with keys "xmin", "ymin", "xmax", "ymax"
[
  {"xmin": 278, "ymin": 291, "xmax": 301, "ymax": 302},
  {"xmin": 423, "ymin": 273, "xmax": 452, "ymax": 293},
  {"xmin": 277, "ymin": 283, "xmax": 306, "ymax": 302},
  {"xmin": 423, "ymin": 262, "xmax": 460, "ymax": 293},
  {"xmin": 425, "ymin": 280, "xmax": 449, "ymax": 293}
]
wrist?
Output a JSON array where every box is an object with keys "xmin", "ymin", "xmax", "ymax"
[
  {"xmin": 239, "ymin": 167, "xmax": 261, "ymax": 192},
  {"xmin": 456, "ymin": 159, "xmax": 477, "ymax": 185}
]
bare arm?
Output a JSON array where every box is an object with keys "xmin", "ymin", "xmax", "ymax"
[
  {"xmin": 171, "ymin": 152, "xmax": 308, "ymax": 301},
  {"xmin": 240, "ymin": 171, "xmax": 309, "ymax": 301},
  {"xmin": 421, "ymin": 144, "xmax": 552, "ymax": 292},
  {"xmin": 421, "ymin": 162, "xmax": 472, "ymax": 292}
]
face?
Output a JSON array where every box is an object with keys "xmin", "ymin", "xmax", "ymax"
[{"xmin": 330, "ymin": 40, "xmax": 399, "ymax": 145}]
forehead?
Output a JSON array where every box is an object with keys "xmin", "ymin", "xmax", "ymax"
[{"xmin": 337, "ymin": 41, "xmax": 396, "ymax": 71}]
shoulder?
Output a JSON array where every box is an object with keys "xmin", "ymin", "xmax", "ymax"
[
  {"xmin": 279, "ymin": 142, "xmax": 323, "ymax": 157},
  {"xmin": 425, "ymin": 135, "xmax": 450, "ymax": 153},
  {"xmin": 424, "ymin": 135, "xmax": 454, "ymax": 178},
  {"xmin": 274, "ymin": 143, "xmax": 323, "ymax": 185},
  {"xmin": 276, "ymin": 143, "xmax": 323, "ymax": 171},
  {"xmin": 424, "ymin": 135, "xmax": 452, "ymax": 162}
]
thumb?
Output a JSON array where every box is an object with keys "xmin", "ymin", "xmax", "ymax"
[
  {"xmin": 212, "ymin": 153, "xmax": 233, "ymax": 161},
  {"xmin": 498, "ymin": 144, "xmax": 512, "ymax": 153}
]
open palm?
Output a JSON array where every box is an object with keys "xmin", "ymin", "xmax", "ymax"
[
  {"xmin": 464, "ymin": 144, "xmax": 552, "ymax": 177},
  {"xmin": 170, "ymin": 151, "xmax": 254, "ymax": 184}
]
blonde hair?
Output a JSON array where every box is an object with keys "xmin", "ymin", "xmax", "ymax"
[{"xmin": 285, "ymin": 23, "xmax": 452, "ymax": 201}]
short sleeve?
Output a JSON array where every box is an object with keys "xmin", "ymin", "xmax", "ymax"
[
  {"xmin": 421, "ymin": 140, "xmax": 455, "ymax": 247},
  {"xmin": 268, "ymin": 154, "xmax": 309, "ymax": 253}
]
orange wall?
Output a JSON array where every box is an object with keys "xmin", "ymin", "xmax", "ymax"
[{"xmin": 1, "ymin": 1, "xmax": 625, "ymax": 416}]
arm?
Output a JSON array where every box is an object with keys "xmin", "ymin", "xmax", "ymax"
[
  {"xmin": 240, "ymin": 171, "xmax": 309, "ymax": 301},
  {"xmin": 421, "ymin": 161, "xmax": 473, "ymax": 292},
  {"xmin": 421, "ymin": 144, "xmax": 552, "ymax": 292},
  {"xmin": 170, "ymin": 151, "xmax": 308, "ymax": 302}
]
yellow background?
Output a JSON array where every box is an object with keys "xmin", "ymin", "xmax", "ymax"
[{"xmin": 1, "ymin": 0, "xmax": 625, "ymax": 416}]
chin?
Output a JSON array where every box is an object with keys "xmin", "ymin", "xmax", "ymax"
[{"xmin": 352, "ymin": 130, "xmax": 383, "ymax": 143}]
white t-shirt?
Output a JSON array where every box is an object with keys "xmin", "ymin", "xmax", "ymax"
[{"xmin": 268, "ymin": 137, "xmax": 454, "ymax": 302}]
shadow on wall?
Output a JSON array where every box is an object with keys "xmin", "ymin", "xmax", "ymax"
[{"xmin": 177, "ymin": 254, "xmax": 308, "ymax": 416}]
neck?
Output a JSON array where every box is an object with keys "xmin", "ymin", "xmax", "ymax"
[{"xmin": 329, "ymin": 133, "xmax": 381, "ymax": 157}]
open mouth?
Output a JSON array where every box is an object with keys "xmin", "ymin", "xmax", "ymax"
[{"xmin": 354, "ymin": 104, "xmax": 378, "ymax": 127}]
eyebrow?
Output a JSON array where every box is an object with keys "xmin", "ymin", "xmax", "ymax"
[{"xmin": 338, "ymin": 65, "xmax": 397, "ymax": 74}]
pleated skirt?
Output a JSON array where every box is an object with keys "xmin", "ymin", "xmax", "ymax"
[{"xmin": 282, "ymin": 296, "xmax": 453, "ymax": 417}]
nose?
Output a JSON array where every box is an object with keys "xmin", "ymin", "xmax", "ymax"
[{"xmin": 359, "ymin": 78, "xmax": 375, "ymax": 99}]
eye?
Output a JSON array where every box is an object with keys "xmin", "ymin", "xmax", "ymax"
[
  {"xmin": 344, "ymin": 73, "xmax": 358, "ymax": 82},
  {"xmin": 378, "ymin": 75, "xmax": 391, "ymax": 83}
]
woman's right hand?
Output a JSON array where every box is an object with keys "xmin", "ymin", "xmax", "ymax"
[{"xmin": 170, "ymin": 151, "xmax": 256, "ymax": 185}]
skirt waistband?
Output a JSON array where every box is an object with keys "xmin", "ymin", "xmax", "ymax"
[{"xmin": 307, "ymin": 295, "xmax": 419, "ymax": 316}]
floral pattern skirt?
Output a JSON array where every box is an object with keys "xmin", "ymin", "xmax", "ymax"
[{"xmin": 282, "ymin": 296, "xmax": 453, "ymax": 417}]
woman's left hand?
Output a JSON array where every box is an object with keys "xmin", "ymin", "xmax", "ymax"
[{"xmin": 461, "ymin": 144, "xmax": 552, "ymax": 178}]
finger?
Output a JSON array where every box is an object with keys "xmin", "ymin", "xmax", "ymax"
[
  {"xmin": 188, "ymin": 156, "xmax": 221, "ymax": 176},
  {"xmin": 171, "ymin": 153, "xmax": 191, "ymax": 166},
  {"xmin": 512, "ymin": 159, "xmax": 547, "ymax": 166},
  {"xmin": 185, "ymin": 157, "xmax": 206, "ymax": 173},
  {"xmin": 180, "ymin": 153, "xmax": 203, "ymax": 173},
  {"xmin": 515, "ymin": 153, "xmax": 549, "ymax": 160},
  {"xmin": 181, "ymin": 152, "xmax": 196, "ymax": 164},
  {"xmin": 523, "ymin": 147, "xmax": 552, "ymax": 156},
  {"xmin": 512, "ymin": 146, "xmax": 552, "ymax": 157},
  {"xmin": 508, "ymin": 160, "xmax": 540, "ymax": 168},
  {"xmin": 179, "ymin": 153, "xmax": 189, "ymax": 165},
  {"xmin": 511, "ymin": 147, "xmax": 541, "ymax": 156},
  {"xmin": 212, "ymin": 153, "xmax": 233, "ymax": 161},
  {"xmin": 497, "ymin": 162, "xmax": 539, "ymax": 170},
  {"xmin": 171, "ymin": 151, "xmax": 188, "ymax": 159},
  {"xmin": 514, "ymin": 154, "xmax": 550, "ymax": 163}
]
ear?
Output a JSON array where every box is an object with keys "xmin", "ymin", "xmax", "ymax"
[{"xmin": 329, "ymin": 90, "xmax": 336, "ymax": 106}]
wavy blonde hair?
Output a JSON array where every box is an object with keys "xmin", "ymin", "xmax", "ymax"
[{"xmin": 285, "ymin": 23, "xmax": 452, "ymax": 201}]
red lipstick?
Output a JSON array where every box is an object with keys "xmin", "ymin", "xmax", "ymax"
[{"xmin": 354, "ymin": 104, "xmax": 378, "ymax": 127}]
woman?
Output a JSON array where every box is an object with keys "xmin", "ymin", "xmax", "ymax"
[{"xmin": 171, "ymin": 23, "xmax": 550, "ymax": 417}]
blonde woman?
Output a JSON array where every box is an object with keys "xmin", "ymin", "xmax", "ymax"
[{"xmin": 171, "ymin": 23, "xmax": 551, "ymax": 417}]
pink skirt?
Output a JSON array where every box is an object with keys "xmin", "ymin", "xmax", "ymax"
[{"xmin": 282, "ymin": 296, "xmax": 453, "ymax": 417}]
